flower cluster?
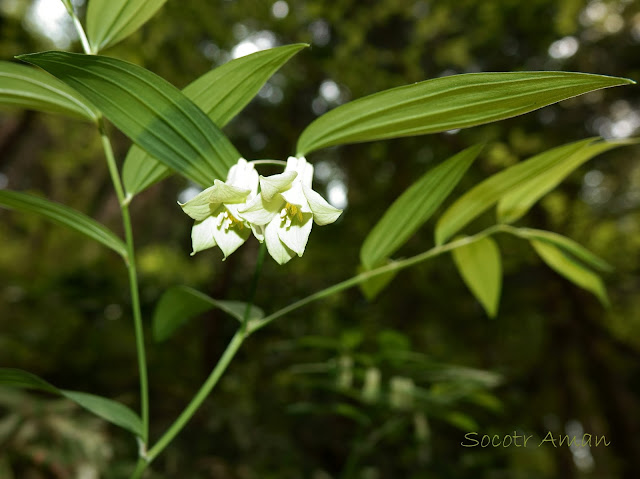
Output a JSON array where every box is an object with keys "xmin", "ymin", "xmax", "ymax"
[{"xmin": 180, "ymin": 157, "xmax": 342, "ymax": 264}]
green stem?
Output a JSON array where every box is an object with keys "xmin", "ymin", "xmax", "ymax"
[
  {"xmin": 145, "ymin": 243, "xmax": 266, "ymax": 464},
  {"xmin": 64, "ymin": 5, "xmax": 147, "ymax": 469},
  {"xmin": 146, "ymin": 329, "xmax": 245, "ymax": 463},
  {"xmin": 250, "ymin": 159, "xmax": 288, "ymax": 167},
  {"xmin": 99, "ymin": 121, "xmax": 149, "ymax": 447},
  {"xmin": 248, "ymin": 225, "xmax": 505, "ymax": 335},
  {"xmin": 60, "ymin": 0, "xmax": 94, "ymax": 54},
  {"xmin": 130, "ymin": 457, "xmax": 147, "ymax": 479},
  {"xmin": 242, "ymin": 242, "xmax": 266, "ymax": 332}
]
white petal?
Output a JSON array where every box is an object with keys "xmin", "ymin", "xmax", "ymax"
[
  {"xmin": 227, "ymin": 158, "xmax": 259, "ymax": 196},
  {"xmin": 284, "ymin": 156, "xmax": 298, "ymax": 172},
  {"xmin": 265, "ymin": 219, "xmax": 295, "ymax": 264},
  {"xmin": 286, "ymin": 156, "xmax": 313, "ymax": 188},
  {"xmin": 303, "ymin": 184, "xmax": 343, "ymax": 225},
  {"xmin": 238, "ymin": 194, "xmax": 281, "ymax": 225},
  {"xmin": 260, "ymin": 171, "xmax": 297, "ymax": 202},
  {"xmin": 226, "ymin": 158, "xmax": 247, "ymax": 184},
  {"xmin": 179, "ymin": 185, "xmax": 217, "ymax": 220},
  {"xmin": 278, "ymin": 216, "xmax": 313, "ymax": 257},
  {"xmin": 281, "ymin": 181, "xmax": 311, "ymax": 213},
  {"xmin": 224, "ymin": 202, "xmax": 244, "ymax": 220},
  {"xmin": 191, "ymin": 216, "xmax": 218, "ymax": 255},
  {"xmin": 209, "ymin": 179, "xmax": 250, "ymax": 204},
  {"xmin": 211, "ymin": 220, "xmax": 251, "ymax": 259},
  {"xmin": 247, "ymin": 170, "xmax": 260, "ymax": 198},
  {"xmin": 251, "ymin": 223, "xmax": 265, "ymax": 242}
]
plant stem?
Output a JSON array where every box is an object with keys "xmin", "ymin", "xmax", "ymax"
[
  {"xmin": 248, "ymin": 225, "xmax": 505, "ymax": 335},
  {"xmin": 145, "ymin": 243, "xmax": 267, "ymax": 464},
  {"xmin": 250, "ymin": 159, "xmax": 288, "ymax": 167},
  {"xmin": 130, "ymin": 457, "xmax": 147, "ymax": 479},
  {"xmin": 242, "ymin": 242, "xmax": 266, "ymax": 332},
  {"xmin": 60, "ymin": 0, "xmax": 94, "ymax": 54},
  {"xmin": 145, "ymin": 329, "xmax": 245, "ymax": 463},
  {"xmin": 99, "ymin": 121, "xmax": 149, "ymax": 447},
  {"xmin": 64, "ymin": 5, "xmax": 149, "ymax": 469}
]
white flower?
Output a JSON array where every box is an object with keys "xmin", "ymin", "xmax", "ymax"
[
  {"xmin": 179, "ymin": 158, "xmax": 259, "ymax": 259},
  {"xmin": 239, "ymin": 156, "xmax": 342, "ymax": 264}
]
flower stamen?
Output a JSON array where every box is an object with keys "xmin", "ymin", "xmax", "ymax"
[
  {"xmin": 218, "ymin": 208, "xmax": 244, "ymax": 231},
  {"xmin": 279, "ymin": 202, "xmax": 303, "ymax": 229}
]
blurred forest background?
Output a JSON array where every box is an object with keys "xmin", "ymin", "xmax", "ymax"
[{"xmin": 1, "ymin": 0, "xmax": 640, "ymax": 478}]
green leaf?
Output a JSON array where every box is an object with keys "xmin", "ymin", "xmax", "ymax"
[
  {"xmin": 531, "ymin": 240, "xmax": 609, "ymax": 306},
  {"xmin": 0, "ymin": 61, "xmax": 98, "ymax": 121},
  {"xmin": 331, "ymin": 403, "xmax": 372, "ymax": 425},
  {"xmin": 153, "ymin": 286, "xmax": 264, "ymax": 341},
  {"xmin": 497, "ymin": 139, "xmax": 638, "ymax": 223},
  {"xmin": 0, "ymin": 368, "xmax": 58, "ymax": 393},
  {"xmin": 184, "ymin": 44, "xmax": 307, "ymax": 128},
  {"xmin": 87, "ymin": 0, "xmax": 168, "ymax": 53},
  {"xmin": 287, "ymin": 402, "xmax": 372, "ymax": 426},
  {"xmin": 357, "ymin": 262, "xmax": 398, "ymax": 300},
  {"xmin": 123, "ymin": 44, "xmax": 307, "ymax": 196},
  {"xmin": 18, "ymin": 51, "xmax": 240, "ymax": 188},
  {"xmin": 0, "ymin": 190, "xmax": 127, "ymax": 259},
  {"xmin": 297, "ymin": 72, "xmax": 634, "ymax": 155},
  {"xmin": 434, "ymin": 138, "xmax": 595, "ymax": 245},
  {"xmin": 509, "ymin": 227, "xmax": 612, "ymax": 272},
  {"xmin": 0, "ymin": 368, "xmax": 142, "ymax": 437},
  {"xmin": 360, "ymin": 144, "xmax": 482, "ymax": 270},
  {"xmin": 423, "ymin": 365, "xmax": 503, "ymax": 388},
  {"xmin": 439, "ymin": 411, "xmax": 479, "ymax": 431},
  {"xmin": 452, "ymin": 236, "xmax": 502, "ymax": 317},
  {"xmin": 60, "ymin": 390, "xmax": 144, "ymax": 437}
]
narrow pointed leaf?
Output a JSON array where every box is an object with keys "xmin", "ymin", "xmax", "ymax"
[
  {"xmin": 361, "ymin": 144, "xmax": 482, "ymax": 270},
  {"xmin": 0, "ymin": 61, "xmax": 98, "ymax": 121},
  {"xmin": 297, "ymin": 72, "xmax": 633, "ymax": 155},
  {"xmin": 123, "ymin": 44, "xmax": 307, "ymax": 196},
  {"xmin": 497, "ymin": 139, "xmax": 638, "ymax": 223},
  {"xmin": 531, "ymin": 240, "xmax": 609, "ymax": 306},
  {"xmin": 0, "ymin": 368, "xmax": 142, "ymax": 437},
  {"xmin": 153, "ymin": 285, "xmax": 264, "ymax": 341},
  {"xmin": 435, "ymin": 138, "xmax": 596, "ymax": 245},
  {"xmin": 0, "ymin": 368, "xmax": 57, "ymax": 393},
  {"xmin": 87, "ymin": 0, "xmax": 168, "ymax": 53},
  {"xmin": 0, "ymin": 190, "xmax": 127, "ymax": 258},
  {"xmin": 509, "ymin": 227, "xmax": 612, "ymax": 272},
  {"xmin": 185, "ymin": 44, "xmax": 307, "ymax": 127},
  {"xmin": 452, "ymin": 236, "xmax": 502, "ymax": 317},
  {"xmin": 18, "ymin": 52, "xmax": 240, "ymax": 187},
  {"xmin": 60, "ymin": 390, "xmax": 144, "ymax": 437}
]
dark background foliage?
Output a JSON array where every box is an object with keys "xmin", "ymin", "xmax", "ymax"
[{"xmin": 1, "ymin": 0, "xmax": 640, "ymax": 477}]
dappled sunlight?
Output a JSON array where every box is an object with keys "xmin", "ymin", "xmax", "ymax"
[
  {"xmin": 581, "ymin": 169, "xmax": 612, "ymax": 206},
  {"xmin": 271, "ymin": 0, "xmax": 288, "ymax": 19},
  {"xmin": 312, "ymin": 79, "xmax": 347, "ymax": 115},
  {"xmin": 548, "ymin": 36, "xmax": 579, "ymax": 59},
  {"xmin": 309, "ymin": 19, "xmax": 330, "ymax": 46},
  {"xmin": 314, "ymin": 160, "xmax": 348, "ymax": 210},
  {"xmin": 178, "ymin": 185, "xmax": 203, "ymax": 204},
  {"xmin": 591, "ymin": 100, "xmax": 640, "ymax": 139},
  {"xmin": 566, "ymin": 420, "xmax": 595, "ymax": 472},
  {"xmin": 23, "ymin": 0, "xmax": 79, "ymax": 48},
  {"xmin": 327, "ymin": 179, "xmax": 348, "ymax": 210},
  {"xmin": 231, "ymin": 29, "xmax": 277, "ymax": 59}
]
